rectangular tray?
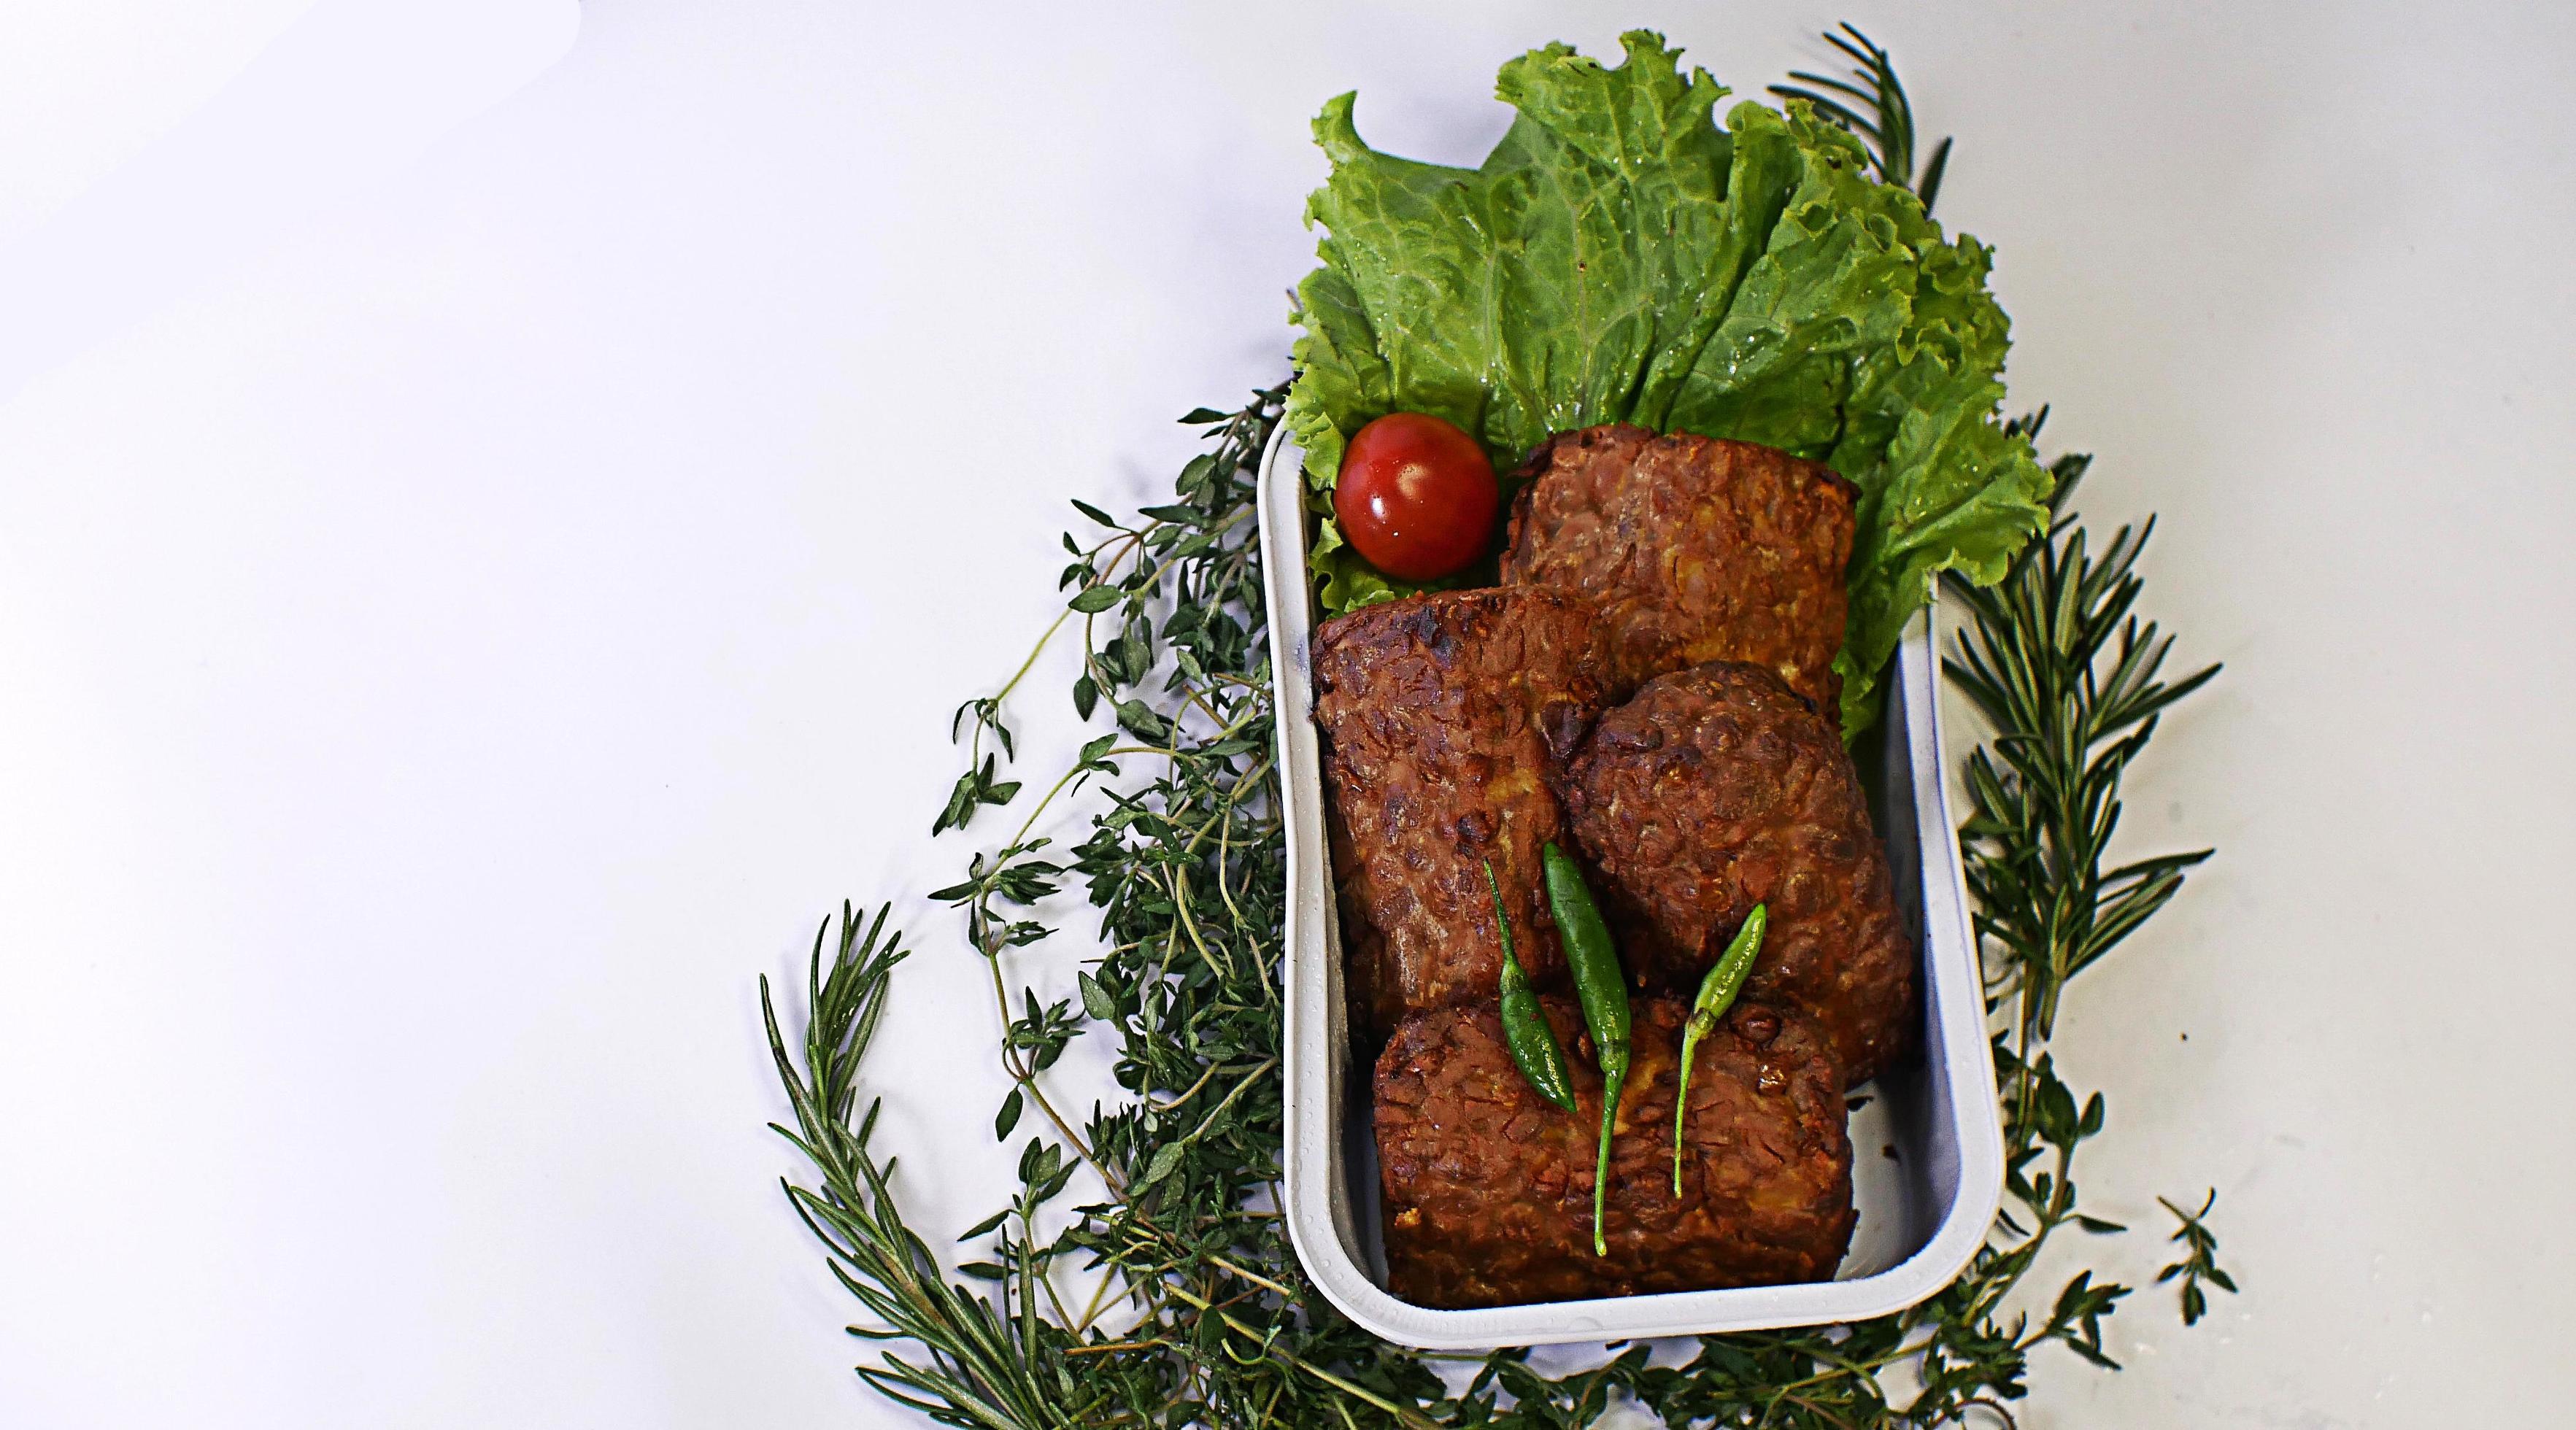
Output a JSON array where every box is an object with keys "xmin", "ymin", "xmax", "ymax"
[{"xmin": 1259, "ymin": 422, "xmax": 2005, "ymax": 1348}]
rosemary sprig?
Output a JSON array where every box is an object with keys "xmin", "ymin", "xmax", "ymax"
[
  {"xmin": 761, "ymin": 29, "xmax": 2237, "ymax": 1428},
  {"xmin": 1772, "ymin": 23, "xmax": 1954, "ymax": 213},
  {"xmin": 759, "ymin": 908, "xmax": 1087, "ymax": 1429}
]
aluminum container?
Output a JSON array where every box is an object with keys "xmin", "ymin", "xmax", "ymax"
[{"xmin": 1258, "ymin": 423, "xmax": 2006, "ymax": 1349}]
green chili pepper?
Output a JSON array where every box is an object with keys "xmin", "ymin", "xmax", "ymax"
[
  {"xmin": 1673, "ymin": 905, "xmax": 1767, "ymax": 1197},
  {"xmin": 1486, "ymin": 859, "xmax": 1576, "ymax": 1114},
  {"xmin": 1541, "ymin": 840, "xmax": 1629, "ymax": 1257}
]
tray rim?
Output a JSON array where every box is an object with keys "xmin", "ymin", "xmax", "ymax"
[{"xmin": 1260, "ymin": 422, "xmax": 2005, "ymax": 1349}]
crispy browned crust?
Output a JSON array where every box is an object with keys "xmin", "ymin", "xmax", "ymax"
[
  {"xmin": 1561, "ymin": 662, "xmax": 1916, "ymax": 1086},
  {"xmin": 1500, "ymin": 424, "xmax": 1856, "ymax": 712},
  {"xmin": 1311, "ymin": 588, "xmax": 1624, "ymax": 1042},
  {"xmin": 1374, "ymin": 995, "xmax": 1853, "ymax": 1309}
]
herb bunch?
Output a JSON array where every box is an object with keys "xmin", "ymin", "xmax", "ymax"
[{"xmin": 761, "ymin": 29, "xmax": 2234, "ymax": 1429}]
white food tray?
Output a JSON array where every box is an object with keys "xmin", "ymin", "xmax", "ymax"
[{"xmin": 1258, "ymin": 422, "xmax": 2005, "ymax": 1348}]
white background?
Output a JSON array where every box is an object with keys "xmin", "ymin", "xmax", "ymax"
[{"xmin": 1, "ymin": 2, "xmax": 2569, "ymax": 1425}]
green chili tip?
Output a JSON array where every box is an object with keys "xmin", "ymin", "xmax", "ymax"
[
  {"xmin": 1673, "ymin": 905, "xmax": 1768, "ymax": 1198},
  {"xmin": 1486, "ymin": 859, "xmax": 1576, "ymax": 1115}
]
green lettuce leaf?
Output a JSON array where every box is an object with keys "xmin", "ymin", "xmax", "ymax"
[{"xmin": 1285, "ymin": 31, "xmax": 2052, "ymax": 734}]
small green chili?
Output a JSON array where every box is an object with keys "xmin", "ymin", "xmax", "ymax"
[
  {"xmin": 1541, "ymin": 840, "xmax": 1629, "ymax": 1257},
  {"xmin": 1485, "ymin": 859, "xmax": 1576, "ymax": 1114},
  {"xmin": 1673, "ymin": 905, "xmax": 1767, "ymax": 1197}
]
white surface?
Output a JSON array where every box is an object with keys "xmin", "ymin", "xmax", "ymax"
[
  {"xmin": 1263, "ymin": 426, "xmax": 2007, "ymax": 1347},
  {"xmin": 0, "ymin": 2, "xmax": 2568, "ymax": 1426}
]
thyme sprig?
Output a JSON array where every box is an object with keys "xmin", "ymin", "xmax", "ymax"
[
  {"xmin": 2158, "ymin": 1191, "xmax": 2239, "ymax": 1327},
  {"xmin": 762, "ymin": 30, "xmax": 2237, "ymax": 1428}
]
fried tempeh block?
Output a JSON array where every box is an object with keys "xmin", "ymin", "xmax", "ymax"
[
  {"xmin": 1373, "ymin": 995, "xmax": 1854, "ymax": 1308},
  {"xmin": 1311, "ymin": 587, "xmax": 1624, "ymax": 1041},
  {"xmin": 1500, "ymin": 424, "xmax": 1856, "ymax": 712},
  {"xmin": 1560, "ymin": 661, "xmax": 1916, "ymax": 1085}
]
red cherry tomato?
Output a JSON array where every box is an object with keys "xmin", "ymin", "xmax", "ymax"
[{"xmin": 1332, "ymin": 412, "xmax": 1498, "ymax": 582}]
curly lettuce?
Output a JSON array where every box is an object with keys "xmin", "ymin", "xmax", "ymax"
[{"xmin": 1286, "ymin": 31, "xmax": 2052, "ymax": 734}]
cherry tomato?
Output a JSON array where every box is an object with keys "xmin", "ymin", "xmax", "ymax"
[{"xmin": 1332, "ymin": 411, "xmax": 1498, "ymax": 582}]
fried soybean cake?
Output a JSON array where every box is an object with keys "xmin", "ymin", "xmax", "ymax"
[
  {"xmin": 1374, "ymin": 994, "xmax": 1854, "ymax": 1309},
  {"xmin": 1503, "ymin": 424, "xmax": 1856, "ymax": 714},
  {"xmin": 1310, "ymin": 587, "xmax": 1625, "ymax": 1041},
  {"xmin": 1562, "ymin": 660, "xmax": 1916, "ymax": 1086}
]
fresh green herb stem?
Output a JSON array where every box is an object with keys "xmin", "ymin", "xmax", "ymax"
[
  {"xmin": 1542, "ymin": 840, "xmax": 1630, "ymax": 1257},
  {"xmin": 1675, "ymin": 905, "xmax": 1767, "ymax": 1195},
  {"xmin": 1487, "ymin": 859, "xmax": 1577, "ymax": 1113}
]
